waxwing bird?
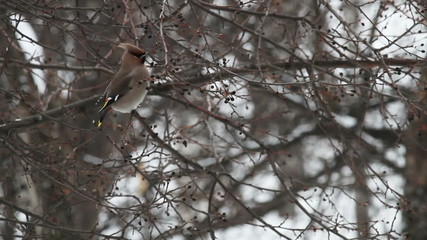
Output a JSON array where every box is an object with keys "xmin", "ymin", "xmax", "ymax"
[{"xmin": 97, "ymin": 43, "xmax": 150, "ymax": 127}]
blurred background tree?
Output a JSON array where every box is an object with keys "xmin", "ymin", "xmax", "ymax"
[{"xmin": 0, "ymin": 0, "xmax": 426, "ymax": 239}]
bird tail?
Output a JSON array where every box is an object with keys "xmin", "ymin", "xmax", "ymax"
[
  {"xmin": 97, "ymin": 108, "xmax": 109, "ymax": 127},
  {"xmin": 96, "ymin": 96, "xmax": 119, "ymax": 127}
]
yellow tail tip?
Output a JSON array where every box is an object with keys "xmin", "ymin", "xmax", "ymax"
[{"xmin": 97, "ymin": 121, "xmax": 102, "ymax": 127}]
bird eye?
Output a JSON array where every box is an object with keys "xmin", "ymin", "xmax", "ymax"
[{"xmin": 132, "ymin": 53, "xmax": 146, "ymax": 59}]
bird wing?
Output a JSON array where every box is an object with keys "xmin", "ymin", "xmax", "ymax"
[{"xmin": 98, "ymin": 75, "xmax": 132, "ymax": 112}]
